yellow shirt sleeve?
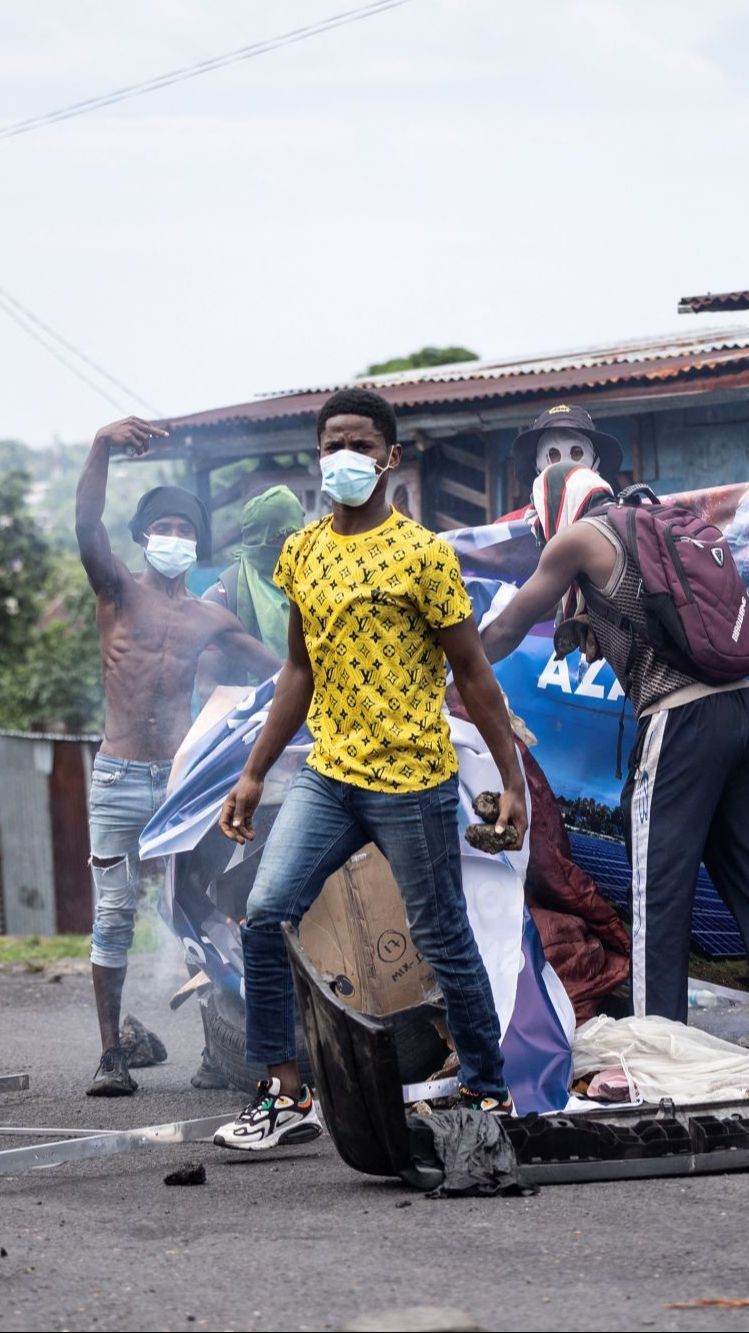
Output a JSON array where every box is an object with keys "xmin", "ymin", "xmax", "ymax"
[
  {"xmin": 413, "ymin": 540, "xmax": 473, "ymax": 630},
  {"xmin": 272, "ymin": 533, "xmax": 298, "ymax": 602}
]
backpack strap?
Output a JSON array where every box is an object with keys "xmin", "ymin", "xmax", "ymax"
[
  {"xmin": 579, "ymin": 575, "xmax": 638, "ymax": 780},
  {"xmin": 219, "ymin": 563, "xmax": 240, "ymax": 617},
  {"xmin": 615, "ymin": 483, "xmax": 660, "ymax": 508},
  {"xmin": 578, "ymin": 575, "xmax": 637, "ymax": 638}
]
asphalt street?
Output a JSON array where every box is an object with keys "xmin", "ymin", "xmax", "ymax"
[{"xmin": 2, "ymin": 945, "xmax": 749, "ymax": 1333}]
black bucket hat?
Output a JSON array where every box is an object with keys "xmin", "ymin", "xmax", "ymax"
[
  {"xmin": 128, "ymin": 485, "xmax": 211, "ymax": 561},
  {"xmin": 512, "ymin": 404, "xmax": 623, "ymax": 494}
]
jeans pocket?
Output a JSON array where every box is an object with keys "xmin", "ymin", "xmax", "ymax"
[
  {"xmin": 421, "ymin": 777, "xmax": 458, "ymax": 868},
  {"xmin": 91, "ymin": 770, "xmax": 121, "ymax": 787}
]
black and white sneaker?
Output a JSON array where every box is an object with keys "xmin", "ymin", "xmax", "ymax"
[
  {"xmin": 458, "ymin": 1083, "xmax": 515, "ymax": 1117},
  {"xmin": 213, "ymin": 1078, "xmax": 323, "ymax": 1151}
]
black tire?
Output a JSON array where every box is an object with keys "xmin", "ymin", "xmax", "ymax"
[
  {"xmin": 202, "ymin": 989, "xmax": 314, "ymax": 1094},
  {"xmin": 387, "ymin": 1003, "xmax": 450, "ymax": 1085},
  {"xmin": 203, "ymin": 988, "xmax": 449, "ymax": 1093}
]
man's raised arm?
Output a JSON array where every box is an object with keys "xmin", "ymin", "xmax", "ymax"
[
  {"xmin": 480, "ymin": 527, "xmax": 589, "ymax": 664},
  {"xmin": 75, "ymin": 417, "xmax": 167, "ymax": 594}
]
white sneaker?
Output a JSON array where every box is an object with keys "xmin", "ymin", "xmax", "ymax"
[{"xmin": 213, "ymin": 1077, "xmax": 323, "ymax": 1151}]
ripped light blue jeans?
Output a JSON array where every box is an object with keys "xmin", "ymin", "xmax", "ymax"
[{"xmin": 89, "ymin": 754, "xmax": 171, "ymax": 968}]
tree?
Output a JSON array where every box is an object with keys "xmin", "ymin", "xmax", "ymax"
[
  {"xmin": 0, "ymin": 438, "xmax": 185, "ymax": 561},
  {"xmin": 0, "ymin": 470, "xmax": 51, "ymax": 657},
  {"xmin": 0, "ymin": 443, "xmax": 190, "ymax": 734},
  {"xmin": 362, "ymin": 345, "xmax": 480, "ymax": 377},
  {"xmin": 0, "ymin": 477, "xmax": 102, "ymax": 734}
]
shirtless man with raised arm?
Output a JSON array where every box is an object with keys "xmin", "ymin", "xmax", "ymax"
[{"xmin": 76, "ymin": 416, "xmax": 282, "ymax": 1095}]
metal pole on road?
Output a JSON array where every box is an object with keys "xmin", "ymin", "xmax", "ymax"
[{"xmin": 0, "ymin": 1112, "xmax": 234, "ymax": 1174}]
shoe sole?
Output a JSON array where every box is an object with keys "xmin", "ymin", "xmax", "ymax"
[
  {"xmin": 214, "ymin": 1121, "xmax": 323, "ymax": 1152},
  {"xmin": 86, "ymin": 1084, "xmax": 138, "ymax": 1097}
]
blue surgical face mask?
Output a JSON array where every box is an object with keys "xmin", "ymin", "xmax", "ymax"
[
  {"xmin": 319, "ymin": 447, "xmax": 394, "ymax": 507},
  {"xmin": 145, "ymin": 534, "xmax": 197, "ymax": 578}
]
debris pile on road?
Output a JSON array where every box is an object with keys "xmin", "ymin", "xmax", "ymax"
[
  {"xmin": 120, "ymin": 1013, "xmax": 167, "ymax": 1067},
  {"xmin": 407, "ymin": 1107, "xmax": 532, "ymax": 1198},
  {"xmin": 163, "ymin": 1162, "xmax": 206, "ymax": 1187}
]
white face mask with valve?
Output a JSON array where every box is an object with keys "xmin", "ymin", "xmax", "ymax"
[
  {"xmin": 144, "ymin": 535, "xmax": 197, "ymax": 578},
  {"xmin": 319, "ymin": 448, "xmax": 394, "ymax": 507}
]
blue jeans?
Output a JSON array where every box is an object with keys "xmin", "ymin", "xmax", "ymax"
[
  {"xmin": 89, "ymin": 755, "xmax": 171, "ymax": 968},
  {"xmin": 242, "ymin": 766, "xmax": 506, "ymax": 1093}
]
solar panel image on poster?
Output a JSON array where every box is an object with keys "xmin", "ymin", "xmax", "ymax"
[{"xmin": 568, "ymin": 830, "xmax": 745, "ymax": 959}]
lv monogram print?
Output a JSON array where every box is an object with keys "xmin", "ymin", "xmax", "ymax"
[{"xmin": 274, "ymin": 510, "xmax": 473, "ymax": 793}]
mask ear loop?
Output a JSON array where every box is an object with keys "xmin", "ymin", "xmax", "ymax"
[{"xmin": 375, "ymin": 445, "xmax": 396, "ymax": 475}]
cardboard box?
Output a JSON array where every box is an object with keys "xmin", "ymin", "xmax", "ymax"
[{"xmin": 300, "ymin": 843, "xmax": 437, "ymax": 1016}]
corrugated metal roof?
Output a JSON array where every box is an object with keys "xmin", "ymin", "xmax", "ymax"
[
  {"xmin": 165, "ymin": 326, "xmax": 749, "ymax": 431},
  {"xmin": 679, "ymin": 291, "xmax": 749, "ymax": 314}
]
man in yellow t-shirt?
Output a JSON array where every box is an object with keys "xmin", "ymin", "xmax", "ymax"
[{"xmin": 213, "ymin": 389, "xmax": 529, "ymax": 1153}]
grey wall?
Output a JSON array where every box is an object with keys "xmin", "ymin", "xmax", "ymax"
[{"xmin": 0, "ymin": 735, "xmax": 56, "ymax": 934}]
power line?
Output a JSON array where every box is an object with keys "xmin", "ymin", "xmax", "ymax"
[
  {"xmin": 0, "ymin": 293, "xmax": 127, "ymax": 411},
  {"xmin": 0, "ymin": 0, "xmax": 414, "ymax": 141},
  {"xmin": 0, "ymin": 286, "xmax": 162, "ymax": 414}
]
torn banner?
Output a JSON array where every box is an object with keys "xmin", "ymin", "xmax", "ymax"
[{"xmin": 141, "ymin": 696, "xmax": 574, "ymax": 1115}]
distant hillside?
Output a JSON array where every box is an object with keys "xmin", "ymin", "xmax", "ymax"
[{"xmin": 0, "ymin": 439, "xmax": 182, "ymax": 562}]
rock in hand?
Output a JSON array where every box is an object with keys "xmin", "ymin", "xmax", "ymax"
[{"xmin": 464, "ymin": 791, "xmax": 519, "ymax": 854}]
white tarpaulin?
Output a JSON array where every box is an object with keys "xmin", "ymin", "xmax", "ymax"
[{"xmin": 574, "ymin": 1014, "xmax": 749, "ymax": 1104}]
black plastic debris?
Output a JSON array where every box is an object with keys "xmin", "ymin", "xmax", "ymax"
[
  {"xmin": 408, "ymin": 1108, "xmax": 531, "ymax": 1197},
  {"xmin": 283, "ymin": 922, "xmax": 749, "ymax": 1191},
  {"xmin": 163, "ymin": 1162, "xmax": 206, "ymax": 1186},
  {"xmin": 502, "ymin": 1104, "xmax": 749, "ymax": 1184}
]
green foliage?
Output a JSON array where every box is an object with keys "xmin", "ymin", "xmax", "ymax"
[
  {"xmin": 0, "ymin": 437, "xmax": 183, "ymax": 563},
  {"xmin": 362, "ymin": 345, "xmax": 480, "ymax": 376},
  {"xmin": 0, "ymin": 470, "xmax": 52, "ymax": 655},
  {"xmin": 0, "ymin": 933, "xmax": 91, "ymax": 964},
  {"xmin": 0, "ymin": 438, "xmax": 190, "ymax": 734},
  {"xmin": 0, "ymin": 471, "xmax": 103, "ymax": 733},
  {"xmin": 0, "ymin": 440, "xmax": 33, "ymax": 472},
  {"xmin": 0, "ymin": 551, "xmax": 103, "ymax": 734},
  {"xmin": 0, "ymin": 914, "xmax": 160, "ymax": 963}
]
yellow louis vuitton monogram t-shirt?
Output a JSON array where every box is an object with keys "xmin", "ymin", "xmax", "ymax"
[{"xmin": 273, "ymin": 508, "xmax": 473, "ymax": 793}]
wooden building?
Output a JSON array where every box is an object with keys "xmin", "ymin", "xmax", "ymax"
[{"xmin": 120, "ymin": 325, "xmax": 749, "ymax": 558}]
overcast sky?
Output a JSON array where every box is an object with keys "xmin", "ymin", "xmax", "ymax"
[{"xmin": 2, "ymin": 0, "xmax": 749, "ymax": 446}]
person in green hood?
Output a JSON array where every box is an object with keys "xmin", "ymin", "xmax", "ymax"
[
  {"xmin": 197, "ymin": 485, "xmax": 305, "ymax": 700},
  {"xmin": 192, "ymin": 485, "xmax": 305, "ymax": 1089}
]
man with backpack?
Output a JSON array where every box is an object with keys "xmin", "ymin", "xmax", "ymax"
[{"xmin": 481, "ymin": 455, "xmax": 749, "ymax": 1024}]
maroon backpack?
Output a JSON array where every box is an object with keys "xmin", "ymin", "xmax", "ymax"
[{"xmin": 584, "ymin": 485, "xmax": 749, "ymax": 686}]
